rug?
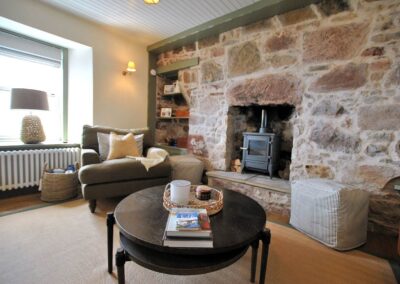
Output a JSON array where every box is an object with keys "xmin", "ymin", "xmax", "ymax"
[{"xmin": 0, "ymin": 199, "xmax": 396, "ymax": 284}]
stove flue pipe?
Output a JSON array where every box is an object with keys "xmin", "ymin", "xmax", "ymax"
[{"xmin": 259, "ymin": 109, "xmax": 267, "ymax": 133}]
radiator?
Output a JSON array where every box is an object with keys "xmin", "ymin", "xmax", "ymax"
[{"xmin": 0, "ymin": 148, "xmax": 81, "ymax": 191}]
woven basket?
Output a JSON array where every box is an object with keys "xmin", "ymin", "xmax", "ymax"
[
  {"xmin": 163, "ymin": 185, "xmax": 223, "ymax": 215},
  {"xmin": 40, "ymin": 163, "xmax": 79, "ymax": 202}
]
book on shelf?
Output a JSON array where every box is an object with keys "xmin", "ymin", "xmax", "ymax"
[{"xmin": 165, "ymin": 208, "xmax": 212, "ymax": 238}]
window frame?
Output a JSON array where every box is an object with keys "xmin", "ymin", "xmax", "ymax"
[{"xmin": 0, "ymin": 28, "xmax": 68, "ymax": 144}]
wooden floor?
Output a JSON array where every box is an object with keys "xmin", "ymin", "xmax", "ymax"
[
  {"xmin": 1, "ymin": 193, "xmax": 399, "ymax": 265},
  {"xmin": 0, "ymin": 192, "xmax": 81, "ymax": 216},
  {"xmin": 0, "ymin": 193, "xmax": 44, "ymax": 215}
]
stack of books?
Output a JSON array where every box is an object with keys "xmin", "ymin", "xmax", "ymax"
[{"xmin": 163, "ymin": 208, "xmax": 213, "ymax": 248}]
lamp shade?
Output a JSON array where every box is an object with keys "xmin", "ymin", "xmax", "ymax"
[
  {"xmin": 126, "ymin": 61, "xmax": 136, "ymax": 72},
  {"xmin": 10, "ymin": 88, "xmax": 49, "ymax": 111},
  {"xmin": 144, "ymin": 0, "xmax": 159, "ymax": 4}
]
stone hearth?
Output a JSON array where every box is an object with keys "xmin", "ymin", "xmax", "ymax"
[
  {"xmin": 157, "ymin": 0, "xmax": 400, "ymax": 236},
  {"xmin": 207, "ymin": 171, "xmax": 291, "ymax": 216}
]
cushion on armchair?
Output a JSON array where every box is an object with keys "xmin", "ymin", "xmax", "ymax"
[
  {"xmin": 97, "ymin": 132, "xmax": 144, "ymax": 160},
  {"xmin": 107, "ymin": 132, "xmax": 139, "ymax": 160},
  {"xmin": 79, "ymin": 158, "xmax": 171, "ymax": 185},
  {"xmin": 81, "ymin": 125, "xmax": 151, "ymax": 154}
]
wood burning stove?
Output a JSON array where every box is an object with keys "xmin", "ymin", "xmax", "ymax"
[
  {"xmin": 241, "ymin": 132, "xmax": 280, "ymax": 178},
  {"xmin": 240, "ymin": 109, "xmax": 280, "ymax": 178}
]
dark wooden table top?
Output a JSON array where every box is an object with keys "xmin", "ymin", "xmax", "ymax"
[{"xmin": 114, "ymin": 185, "xmax": 266, "ymax": 255}]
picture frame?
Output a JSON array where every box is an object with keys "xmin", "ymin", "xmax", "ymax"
[
  {"xmin": 164, "ymin": 81, "xmax": 180, "ymax": 94},
  {"xmin": 160, "ymin": 107, "xmax": 172, "ymax": 118},
  {"xmin": 163, "ymin": 84, "xmax": 175, "ymax": 95}
]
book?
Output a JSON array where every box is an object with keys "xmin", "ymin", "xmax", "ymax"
[
  {"xmin": 165, "ymin": 208, "xmax": 212, "ymax": 238},
  {"xmin": 163, "ymin": 234, "xmax": 213, "ymax": 248},
  {"xmin": 176, "ymin": 211, "xmax": 200, "ymax": 231}
]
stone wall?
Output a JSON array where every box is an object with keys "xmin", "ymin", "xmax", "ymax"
[{"xmin": 156, "ymin": 0, "xmax": 400, "ymax": 235}]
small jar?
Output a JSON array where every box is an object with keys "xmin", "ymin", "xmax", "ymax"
[{"xmin": 196, "ymin": 185, "xmax": 212, "ymax": 201}]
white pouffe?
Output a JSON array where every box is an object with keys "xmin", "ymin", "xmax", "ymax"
[
  {"xmin": 169, "ymin": 155, "xmax": 204, "ymax": 184},
  {"xmin": 290, "ymin": 179, "xmax": 369, "ymax": 250}
]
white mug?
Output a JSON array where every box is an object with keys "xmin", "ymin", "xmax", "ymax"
[{"xmin": 166, "ymin": 180, "xmax": 191, "ymax": 205}]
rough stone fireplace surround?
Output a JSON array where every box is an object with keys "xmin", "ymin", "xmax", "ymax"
[{"xmin": 156, "ymin": 0, "xmax": 400, "ymax": 235}]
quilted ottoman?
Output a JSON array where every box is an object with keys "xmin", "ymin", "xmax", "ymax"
[{"xmin": 290, "ymin": 179, "xmax": 369, "ymax": 250}]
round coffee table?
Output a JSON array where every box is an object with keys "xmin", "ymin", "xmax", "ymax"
[{"xmin": 107, "ymin": 185, "xmax": 271, "ymax": 284}]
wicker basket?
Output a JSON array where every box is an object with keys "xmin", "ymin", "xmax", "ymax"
[
  {"xmin": 163, "ymin": 185, "xmax": 223, "ymax": 215},
  {"xmin": 40, "ymin": 163, "xmax": 79, "ymax": 202}
]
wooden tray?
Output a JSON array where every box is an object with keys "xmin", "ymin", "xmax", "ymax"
[{"xmin": 163, "ymin": 185, "xmax": 223, "ymax": 215}]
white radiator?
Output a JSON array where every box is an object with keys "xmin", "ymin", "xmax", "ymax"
[{"xmin": 0, "ymin": 148, "xmax": 81, "ymax": 191}]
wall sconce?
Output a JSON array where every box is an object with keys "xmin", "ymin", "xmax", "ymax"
[{"xmin": 122, "ymin": 61, "xmax": 136, "ymax": 75}]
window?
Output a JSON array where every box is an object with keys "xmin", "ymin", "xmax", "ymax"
[{"xmin": 0, "ymin": 30, "xmax": 64, "ymax": 143}]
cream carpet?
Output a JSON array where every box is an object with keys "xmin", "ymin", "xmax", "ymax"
[{"xmin": 0, "ymin": 199, "xmax": 396, "ymax": 284}]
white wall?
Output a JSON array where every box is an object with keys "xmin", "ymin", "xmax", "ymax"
[
  {"xmin": 0, "ymin": 0, "xmax": 148, "ymax": 142},
  {"xmin": 68, "ymin": 47, "xmax": 93, "ymax": 142}
]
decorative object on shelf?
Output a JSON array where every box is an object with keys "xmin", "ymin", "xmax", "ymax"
[
  {"xmin": 176, "ymin": 137, "xmax": 188, "ymax": 148},
  {"xmin": 163, "ymin": 185, "xmax": 223, "ymax": 215},
  {"xmin": 163, "ymin": 80, "xmax": 180, "ymax": 94},
  {"xmin": 175, "ymin": 109, "xmax": 189, "ymax": 117},
  {"xmin": 122, "ymin": 60, "xmax": 136, "ymax": 75},
  {"xmin": 160, "ymin": 107, "xmax": 172, "ymax": 117},
  {"xmin": 173, "ymin": 80, "xmax": 181, "ymax": 93},
  {"xmin": 144, "ymin": 0, "xmax": 159, "ymax": 4},
  {"xmin": 163, "ymin": 84, "xmax": 175, "ymax": 94},
  {"xmin": 168, "ymin": 138, "xmax": 177, "ymax": 146},
  {"xmin": 10, "ymin": 88, "xmax": 49, "ymax": 144}
]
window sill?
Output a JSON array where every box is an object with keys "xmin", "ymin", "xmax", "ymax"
[{"xmin": 0, "ymin": 142, "xmax": 80, "ymax": 152}]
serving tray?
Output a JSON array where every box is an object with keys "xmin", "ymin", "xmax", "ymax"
[{"xmin": 163, "ymin": 185, "xmax": 223, "ymax": 215}]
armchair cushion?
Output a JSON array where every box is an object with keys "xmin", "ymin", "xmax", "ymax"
[
  {"xmin": 98, "ymin": 132, "xmax": 144, "ymax": 160},
  {"xmin": 79, "ymin": 158, "xmax": 171, "ymax": 185},
  {"xmin": 107, "ymin": 132, "xmax": 139, "ymax": 160},
  {"xmin": 82, "ymin": 125, "xmax": 151, "ymax": 153}
]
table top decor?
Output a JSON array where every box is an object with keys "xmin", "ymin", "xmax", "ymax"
[{"xmin": 163, "ymin": 185, "xmax": 223, "ymax": 215}]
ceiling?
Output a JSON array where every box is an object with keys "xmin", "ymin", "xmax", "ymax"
[{"xmin": 41, "ymin": 0, "xmax": 261, "ymax": 45}]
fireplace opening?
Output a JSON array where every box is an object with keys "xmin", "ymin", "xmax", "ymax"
[{"xmin": 227, "ymin": 105, "xmax": 295, "ymax": 180}]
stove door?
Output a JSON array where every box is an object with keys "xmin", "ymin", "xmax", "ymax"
[{"xmin": 243, "ymin": 135, "xmax": 271, "ymax": 162}]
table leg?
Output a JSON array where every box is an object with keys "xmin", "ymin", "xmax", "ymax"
[
  {"xmin": 116, "ymin": 248, "xmax": 126, "ymax": 284},
  {"xmin": 259, "ymin": 228, "xmax": 271, "ymax": 284},
  {"xmin": 107, "ymin": 212, "xmax": 115, "ymax": 274},
  {"xmin": 250, "ymin": 239, "xmax": 259, "ymax": 283}
]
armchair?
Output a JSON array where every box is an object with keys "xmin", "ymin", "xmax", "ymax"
[{"xmin": 78, "ymin": 125, "xmax": 171, "ymax": 213}]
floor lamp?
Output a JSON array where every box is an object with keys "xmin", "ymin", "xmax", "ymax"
[{"xmin": 10, "ymin": 88, "xmax": 49, "ymax": 144}]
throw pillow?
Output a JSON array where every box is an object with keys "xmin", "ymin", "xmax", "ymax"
[
  {"xmin": 134, "ymin": 134, "xmax": 144, "ymax": 157},
  {"xmin": 107, "ymin": 132, "xmax": 139, "ymax": 160},
  {"xmin": 97, "ymin": 132, "xmax": 110, "ymax": 161},
  {"xmin": 97, "ymin": 132, "xmax": 144, "ymax": 160}
]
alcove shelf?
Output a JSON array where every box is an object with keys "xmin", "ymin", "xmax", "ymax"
[{"xmin": 154, "ymin": 58, "xmax": 198, "ymax": 150}]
